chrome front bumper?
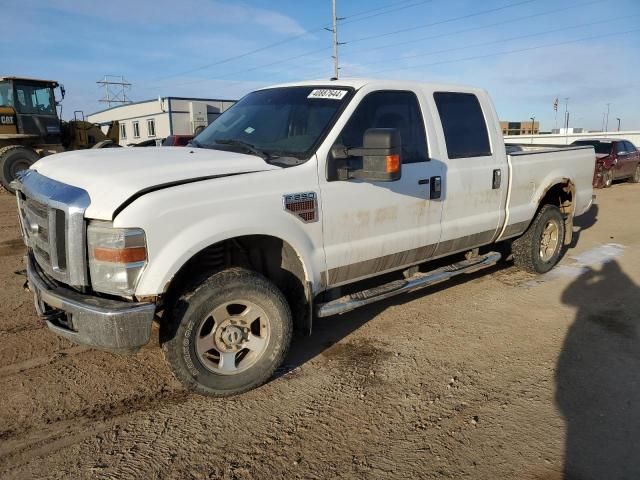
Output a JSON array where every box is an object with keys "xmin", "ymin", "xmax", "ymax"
[{"xmin": 26, "ymin": 253, "xmax": 156, "ymax": 354}]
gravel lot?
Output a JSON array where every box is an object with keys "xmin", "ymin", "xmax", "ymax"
[{"xmin": 0, "ymin": 183, "xmax": 639, "ymax": 479}]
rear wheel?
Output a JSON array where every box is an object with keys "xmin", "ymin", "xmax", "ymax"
[
  {"xmin": 0, "ymin": 146, "xmax": 40, "ymax": 193},
  {"xmin": 512, "ymin": 205, "xmax": 565, "ymax": 274},
  {"xmin": 602, "ymin": 169, "xmax": 614, "ymax": 188},
  {"xmin": 629, "ymin": 164, "xmax": 640, "ymax": 183},
  {"xmin": 161, "ymin": 267, "xmax": 293, "ymax": 396}
]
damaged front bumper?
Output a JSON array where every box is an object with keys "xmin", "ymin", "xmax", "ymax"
[{"xmin": 26, "ymin": 253, "xmax": 156, "ymax": 354}]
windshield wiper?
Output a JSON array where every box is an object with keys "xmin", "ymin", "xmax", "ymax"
[{"xmin": 214, "ymin": 138, "xmax": 270, "ymax": 161}]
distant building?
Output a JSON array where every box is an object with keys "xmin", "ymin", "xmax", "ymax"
[
  {"xmin": 87, "ymin": 96, "xmax": 236, "ymax": 146},
  {"xmin": 500, "ymin": 120, "xmax": 540, "ymax": 136},
  {"xmin": 551, "ymin": 127, "xmax": 585, "ymax": 134}
]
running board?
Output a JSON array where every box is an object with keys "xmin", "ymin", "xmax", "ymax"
[{"xmin": 316, "ymin": 251, "xmax": 502, "ymax": 318}]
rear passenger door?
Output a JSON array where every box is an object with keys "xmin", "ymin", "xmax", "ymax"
[
  {"xmin": 615, "ymin": 141, "xmax": 631, "ymax": 177},
  {"xmin": 431, "ymin": 92, "xmax": 507, "ymax": 256},
  {"xmin": 624, "ymin": 141, "xmax": 639, "ymax": 176}
]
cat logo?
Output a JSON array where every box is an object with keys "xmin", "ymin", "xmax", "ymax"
[{"xmin": 0, "ymin": 115, "xmax": 15, "ymax": 125}]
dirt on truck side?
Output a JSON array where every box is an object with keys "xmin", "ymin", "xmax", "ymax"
[{"xmin": 1, "ymin": 185, "xmax": 640, "ymax": 480}]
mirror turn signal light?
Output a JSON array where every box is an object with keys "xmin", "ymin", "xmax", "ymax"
[{"xmin": 386, "ymin": 154, "xmax": 400, "ymax": 173}]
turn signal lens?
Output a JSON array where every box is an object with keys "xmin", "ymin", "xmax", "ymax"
[
  {"xmin": 386, "ymin": 154, "xmax": 400, "ymax": 173},
  {"xmin": 93, "ymin": 246, "xmax": 147, "ymax": 263}
]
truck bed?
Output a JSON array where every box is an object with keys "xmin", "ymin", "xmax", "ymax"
[{"xmin": 500, "ymin": 144, "xmax": 595, "ymax": 239}]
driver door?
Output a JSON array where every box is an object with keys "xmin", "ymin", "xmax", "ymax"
[{"xmin": 318, "ymin": 89, "xmax": 444, "ymax": 287}]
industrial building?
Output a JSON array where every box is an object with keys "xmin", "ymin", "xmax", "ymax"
[
  {"xmin": 500, "ymin": 120, "xmax": 540, "ymax": 136},
  {"xmin": 87, "ymin": 96, "xmax": 236, "ymax": 146}
]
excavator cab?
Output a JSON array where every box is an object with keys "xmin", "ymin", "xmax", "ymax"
[
  {"xmin": 0, "ymin": 76, "xmax": 118, "ymax": 193},
  {"xmin": 0, "ymin": 77, "xmax": 63, "ymax": 142}
]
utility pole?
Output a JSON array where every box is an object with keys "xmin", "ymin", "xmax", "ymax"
[
  {"xmin": 617, "ymin": 117, "xmax": 621, "ymax": 131},
  {"xmin": 563, "ymin": 97, "xmax": 569, "ymax": 132},
  {"xmin": 605, "ymin": 103, "xmax": 610, "ymax": 132},
  {"xmin": 530, "ymin": 115, "xmax": 535, "ymax": 144},
  {"xmin": 325, "ymin": 0, "xmax": 344, "ymax": 79}
]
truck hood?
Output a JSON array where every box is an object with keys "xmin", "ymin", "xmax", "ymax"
[{"xmin": 32, "ymin": 147, "xmax": 280, "ymax": 220}]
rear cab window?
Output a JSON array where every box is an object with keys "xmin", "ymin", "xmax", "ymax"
[{"xmin": 433, "ymin": 92, "xmax": 491, "ymax": 159}]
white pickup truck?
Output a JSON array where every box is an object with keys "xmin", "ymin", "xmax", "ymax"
[{"xmin": 13, "ymin": 79, "xmax": 594, "ymax": 396}]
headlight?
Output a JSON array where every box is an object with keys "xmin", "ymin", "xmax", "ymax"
[{"xmin": 87, "ymin": 221, "xmax": 147, "ymax": 296}]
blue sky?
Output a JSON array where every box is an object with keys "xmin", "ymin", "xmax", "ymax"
[{"xmin": 3, "ymin": 0, "xmax": 639, "ymax": 130}]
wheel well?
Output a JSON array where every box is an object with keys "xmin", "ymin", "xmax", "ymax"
[
  {"xmin": 538, "ymin": 179, "xmax": 575, "ymax": 244},
  {"xmin": 162, "ymin": 235, "xmax": 310, "ymax": 334}
]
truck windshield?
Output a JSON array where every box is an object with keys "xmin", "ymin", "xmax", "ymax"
[
  {"xmin": 0, "ymin": 81, "xmax": 13, "ymax": 107},
  {"xmin": 194, "ymin": 86, "xmax": 352, "ymax": 162},
  {"xmin": 13, "ymin": 83, "xmax": 56, "ymax": 115}
]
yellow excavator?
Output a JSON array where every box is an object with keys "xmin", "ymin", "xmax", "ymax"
[{"xmin": 0, "ymin": 76, "xmax": 119, "ymax": 193}]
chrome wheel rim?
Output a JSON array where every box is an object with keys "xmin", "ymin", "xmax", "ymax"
[
  {"xmin": 539, "ymin": 219, "xmax": 560, "ymax": 262},
  {"xmin": 195, "ymin": 299, "xmax": 271, "ymax": 375}
]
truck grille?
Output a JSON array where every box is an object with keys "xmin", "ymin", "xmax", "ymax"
[
  {"xmin": 15, "ymin": 170, "xmax": 90, "ymax": 287},
  {"xmin": 18, "ymin": 194, "xmax": 66, "ymax": 279}
]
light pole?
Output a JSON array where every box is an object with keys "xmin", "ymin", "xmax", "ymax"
[
  {"xmin": 605, "ymin": 103, "xmax": 610, "ymax": 132},
  {"xmin": 530, "ymin": 115, "xmax": 535, "ymax": 144},
  {"xmin": 617, "ymin": 117, "xmax": 621, "ymax": 132}
]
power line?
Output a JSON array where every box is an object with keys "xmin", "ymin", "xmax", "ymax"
[
  {"xmin": 150, "ymin": 0, "xmax": 437, "ymax": 83},
  {"xmin": 141, "ymin": 0, "xmax": 535, "ymax": 91},
  {"xmin": 343, "ymin": 13, "xmax": 637, "ymax": 70},
  {"xmin": 345, "ymin": 0, "xmax": 603, "ymax": 55},
  {"xmin": 341, "ymin": 0, "xmax": 435, "ymax": 25},
  {"xmin": 365, "ymin": 27, "xmax": 640, "ymax": 75},
  {"xmin": 345, "ymin": 0, "xmax": 537, "ymax": 45}
]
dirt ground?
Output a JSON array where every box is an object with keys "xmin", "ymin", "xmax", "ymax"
[{"xmin": 0, "ymin": 182, "xmax": 639, "ymax": 480}]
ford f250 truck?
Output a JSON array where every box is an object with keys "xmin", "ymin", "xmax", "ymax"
[{"xmin": 13, "ymin": 79, "xmax": 595, "ymax": 396}]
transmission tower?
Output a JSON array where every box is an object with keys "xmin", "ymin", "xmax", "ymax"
[{"xmin": 97, "ymin": 75, "xmax": 132, "ymax": 107}]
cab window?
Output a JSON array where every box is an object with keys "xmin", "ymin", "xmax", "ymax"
[
  {"xmin": 433, "ymin": 92, "xmax": 492, "ymax": 159},
  {"xmin": 336, "ymin": 90, "xmax": 429, "ymax": 164},
  {"xmin": 13, "ymin": 83, "xmax": 56, "ymax": 115}
]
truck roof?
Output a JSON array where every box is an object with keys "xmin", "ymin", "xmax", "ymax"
[
  {"xmin": 263, "ymin": 77, "xmax": 486, "ymax": 95},
  {"xmin": 0, "ymin": 76, "xmax": 59, "ymax": 86}
]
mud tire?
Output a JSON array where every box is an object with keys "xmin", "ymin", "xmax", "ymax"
[
  {"xmin": 0, "ymin": 146, "xmax": 39, "ymax": 194},
  {"xmin": 161, "ymin": 267, "xmax": 293, "ymax": 397},
  {"xmin": 512, "ymin": 205, "xmax": 565, "ymax": 274},
  {"xmin": 629, "ymin": 164, "xmax": 640, "ymax": 184}
]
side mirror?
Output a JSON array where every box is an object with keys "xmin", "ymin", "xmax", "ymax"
[{"xmin": 331, "ymin": 128, "xmax": 402, "ymax": 182}]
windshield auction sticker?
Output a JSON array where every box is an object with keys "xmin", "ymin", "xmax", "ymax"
[{"xmin": 307, "ymin": 89, "xmax": 348, "ymax": 100}]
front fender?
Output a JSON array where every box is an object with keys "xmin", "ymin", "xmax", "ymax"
[{"xmin": 110, "ymin": 168, "xmax": 325, "ymax": 297}]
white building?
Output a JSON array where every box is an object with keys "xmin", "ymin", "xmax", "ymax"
[{"xmin": 87, "ymin": 96, "xmax": 236, "ymax": 146}]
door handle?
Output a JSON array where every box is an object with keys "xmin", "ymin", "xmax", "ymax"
[
  {"xmin": 430, "ymin": 176, "xmax": 441, "ymax": 199},
  {"xmin": 492, "ymin": 169, "xmax": 502, "ymax": 189},
  {"xmin": 418, "ymin": 178, "xmax": 429, "ymax": 185}
]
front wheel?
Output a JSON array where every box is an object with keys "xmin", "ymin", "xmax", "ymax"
[
  {"xmin": 161, "ymin": 267, "xmax": 293, "ymax": 397},
  {"xmin": 512, "ymin": 204, "xmax": 565, "ymax": 274},
  {"xmin": 629, "ymin": 164, "xmax": 640, "ymax": 183}
]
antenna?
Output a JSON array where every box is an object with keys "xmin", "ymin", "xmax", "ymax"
[{"xmin": 97, "ymin": 75, "xmax": 132, "ymax": 107}]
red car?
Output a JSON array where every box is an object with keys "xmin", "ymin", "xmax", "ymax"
[
  {"xmin": 161, "ymin": 135, "xmax": 194, "ymax": 147},
  {"xmin": 572, "ymin": 139, "xmax": 640, "ymax": 188}
]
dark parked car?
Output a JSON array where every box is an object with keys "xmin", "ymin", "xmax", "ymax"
[{"xmin": 572, "ymin": 139, "xmax": 640, "ymax": 188}]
